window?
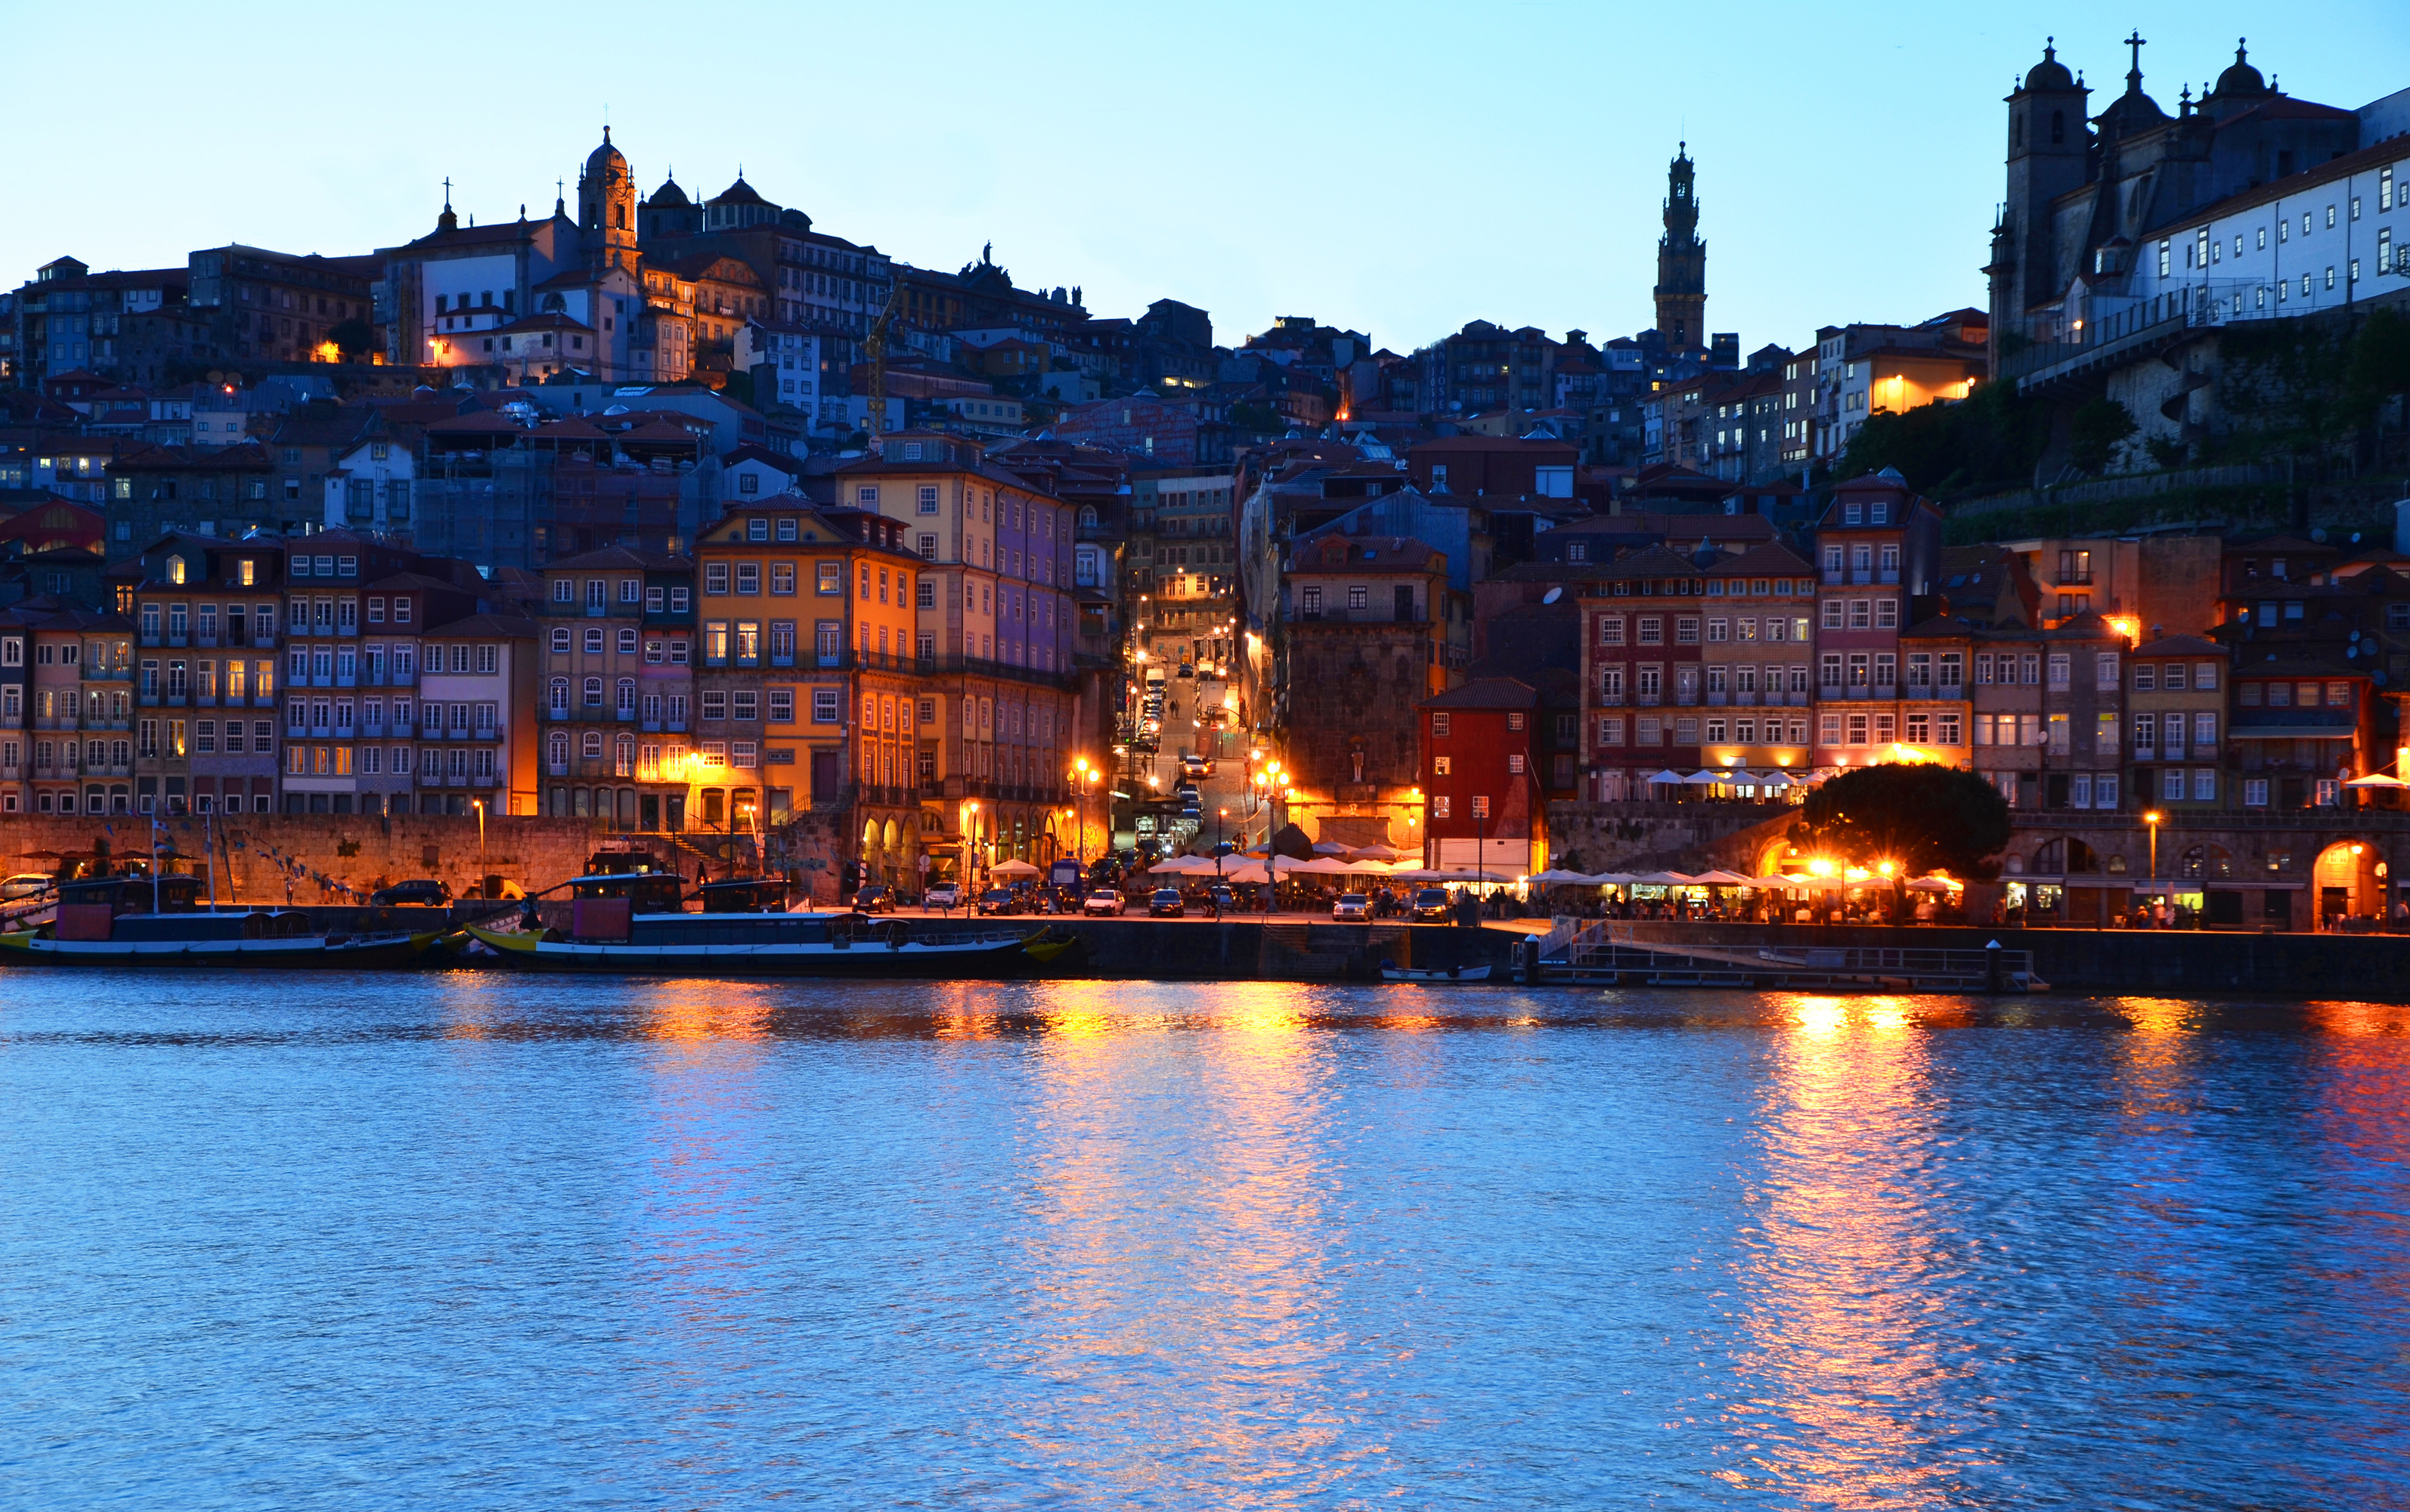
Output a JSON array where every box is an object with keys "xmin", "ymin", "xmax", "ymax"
[
  {"xmin": 811, "ymin": 688, "xmax": 841, "ymax": 723},
  {"xmin": 1596, "ymin": 716, "xmax": 1624, "ymax": 745},
  {"xmin": 1432, "ymin": 755, "xmax": 1451, "ymax": 776},
  {"xmin": 736, "ymin": 562, "xmax": 760, "ymax": 595},
  {"xmin": 1637, "ymin": 616, "xmax": 1662, "ymax": 645},
  {"xmin": 2047, "ymin": 653, "xmax": 2070, "ymax": 688},
  {"xmin": 769, "ymin": 689, "xmax": 794, "ymax": 723},
  {"xmin": 816, "ymin": 562, "xmax": 841, "ymax": 594},
  {"xmin": 705, "ymin": 562, "xmax": 730, "ymax": 595},
  {"xmin": 770, "ymin": 563, "xmax": 796, "ymax": 595},
  {"xmin": 1820, "ymin": 599, "xmax": 1842, "ymax": 630},
  {"xmin": 917, "ymin": 485, "xmax": 939, "ymax": 515},
  {"xmin": 1598, "ymin": 616, "xmax": 1625, "ymax": 646},
  {"xmin": 2244, "ymin": 778, "xmax": 2269, "ymax": 807}
]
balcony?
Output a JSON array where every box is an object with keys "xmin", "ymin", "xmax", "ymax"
[
  {"xmin": 1636, "ymin": 692, "xmax": 1662, "ymax": 707},
  {"xmin": 1820, "ymin": 686, "xmax": 1844, "ymax": 701},
  {"xmin": 1706, "ymin": 692, "xmax": 1729, "ymax": 707},
  {"xmin": 1821, "ymin": 570, "xmax": 1844, "ymax": 585}
]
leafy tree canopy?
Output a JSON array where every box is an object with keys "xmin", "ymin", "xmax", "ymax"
[{"xmin": 1788, "ymin": 762, "xmax": 2012, "ymax": 882}]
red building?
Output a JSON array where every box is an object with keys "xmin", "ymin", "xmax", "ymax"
[{"xmin": 1420, "ymin": 677, "xmax": 1546, "ymax": 874}]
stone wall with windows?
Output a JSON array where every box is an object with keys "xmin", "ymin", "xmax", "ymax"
[{"xmin": 0, "ymin": 813, "xmax": 786, "ymax": 902}]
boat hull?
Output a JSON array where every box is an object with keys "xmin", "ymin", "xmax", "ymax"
[
  {"xmin": 1380, "ymin": 964, "xmax": 1492, "ymax": 983},
  {"xmin": 463, "ymin": 925, "xmax": 1063, "ymax": 978},
  {"xmin": 0, "ymin": 931, "xmax": 445, "ymax": 968}
]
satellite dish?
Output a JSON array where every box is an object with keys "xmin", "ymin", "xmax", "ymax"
[{"xmin": 1542, "ymin": 586, "xmax": 1563, "ymax": 604}]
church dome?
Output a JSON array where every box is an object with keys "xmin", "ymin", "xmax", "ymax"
[
  {"xmin": 2213, "ymin": 39, "xmax": 2267, "ymax": 98},
  {"xmin": 2024, "ymin": 39, "xmax": 2075, "ymax": 91},
  {"xmin": 711, "ymin": 175, "xmax": 770, "ymax": 209},
  {"xmin": 649, "ymin": 173, "xmax": 690, "ymax": 208},
  {"xmin": 584, "ymin": 127, "xmax": 627, "ymax": 178}
]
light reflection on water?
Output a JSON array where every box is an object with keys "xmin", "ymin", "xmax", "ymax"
[{"xmin": 1, "ymin": 972, "xmax": 2405, "ymax": 1509}]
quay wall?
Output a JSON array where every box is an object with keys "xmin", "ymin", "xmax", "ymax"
[{"xmin": 1594, "ymin": 919, "xmax": 2410, "ymax": 999}]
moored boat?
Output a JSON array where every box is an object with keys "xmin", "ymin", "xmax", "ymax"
[
  {"xmin": 1379, "ymin": 960, "xmax": 1492, "ymax": 983},
  {"xmin": 461, "ymin": 869, "xmax": 1070, "ymax": 978},
  {"xmin": 0, "ymin": 875, "xmax": 445, "ymax": 968}
]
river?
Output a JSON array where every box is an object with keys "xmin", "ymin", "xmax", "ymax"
[{"xmin": 2, "ymin": 974, "xmax": 2404, "ymax": 1509}]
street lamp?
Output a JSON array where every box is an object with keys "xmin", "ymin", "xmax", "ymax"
[
  {"xmin": 965, "ymin": 800, "xmax": 982, "ymax": 891},
  {"xmin": 472, "ymin": 798, "xmax": 486, "ymax": 898},
  {"xmin": 2144, "ymin": 809, "xmax": 2163, "ymax": 886}
]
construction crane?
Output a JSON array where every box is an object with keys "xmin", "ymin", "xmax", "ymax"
[{"xmin": 862, "ymin": 275, "xmax": 907, "ymax": 445}]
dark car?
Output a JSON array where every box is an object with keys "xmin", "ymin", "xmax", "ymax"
[
  {"xmin": 975, "ymin": 888, "xmax": 1023, "ymax": 916},
  {"xmin": 853, "ymin": 885, "xmax": 897, "ymax": 914},
  {"xmin": 372, "ymin": 879, "xmax": 452, "ymax": 907},
  {"xmin": 1207, "ymin": 885, "xmax": 1237, "ymax": 912},
  {"xmin": 1410, "ymin": 887, "xmax": 1453, "ymax": 922},
  {"xmin": 1148, "ymin": 888, "xmax": 1186, "ymax": 918}
]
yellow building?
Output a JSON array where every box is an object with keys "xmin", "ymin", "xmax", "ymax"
[
  {"xmin": 694, "ymin": 500, "xmax": 925, "ymax": 891},
  {"xmin": 835, "ymin": 432, "xmax": 1082, "ymax": 884}
]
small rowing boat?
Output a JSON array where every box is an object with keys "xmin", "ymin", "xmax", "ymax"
[{"xmin": 1379, "ymin": 959, "xmax": 1492, "ymax": 983}]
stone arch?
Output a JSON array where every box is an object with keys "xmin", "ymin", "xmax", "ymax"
[
  {"xmin": 2176, "ymin": 842, "xmax": 2235, "ymax": 881},
  {"xmin": 2312, "ymin": 838, "xmax": 2381, "ymax": 924}
]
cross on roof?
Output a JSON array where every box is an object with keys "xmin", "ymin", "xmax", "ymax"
[{"xmin": 2125, "ymin": 29, "xmax": 2146, "ymax": 79}]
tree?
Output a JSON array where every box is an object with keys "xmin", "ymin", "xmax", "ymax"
[
  {"xmin": 327, "ymin": 317, "xmax": 376, "ymax": 361},
  {"xmin": 1788, "ymin": 763, "xmax": 2012, "ymax": 922},
  {"xmin": 2067, "ymin": 397, "xmax": 2138, "ymax": 474}
]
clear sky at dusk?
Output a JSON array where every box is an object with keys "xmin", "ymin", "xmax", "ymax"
[{"xmin": 11, "ymin": 2, "xmax": 2406, "ymax": 356}]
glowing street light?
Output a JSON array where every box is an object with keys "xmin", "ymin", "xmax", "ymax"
[{"xmin": 2144, "ymin": 809, "xmax": 2163, "ymax": 883}]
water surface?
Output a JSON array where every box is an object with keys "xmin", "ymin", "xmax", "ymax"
[{"xmin": 2, "ymin": 974, "xmax": 2405, "ymax": 1508}]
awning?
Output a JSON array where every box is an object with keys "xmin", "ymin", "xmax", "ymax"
[{"xmin": 2229, "ymin": 727, "xmax": 2353, "ymax": 741}]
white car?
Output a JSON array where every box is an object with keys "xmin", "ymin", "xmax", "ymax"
[
  {"xmin": 1332, "ymin": 893, "xmax": 1372, "ymax": 922},
  {"xmin": 0, "ymin": 872, "xmax": 54, "ymax": 900},
  {"xmin": 922, "ymin": 883, "xmax": 962, "ymax": 910}
]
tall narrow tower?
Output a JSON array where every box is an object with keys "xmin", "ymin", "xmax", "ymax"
[
  {"xmin": 577, "ymin": 125, "xmax": 640, "ymax": 271},
  {"xmin": 1654, "ymin": 144, "xmax": 1706, "ymax": 349}
]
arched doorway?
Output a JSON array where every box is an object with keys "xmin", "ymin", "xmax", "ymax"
[{"xmin": 2312, "ymin": 840, "xmax": 2377, "ymax": 926}]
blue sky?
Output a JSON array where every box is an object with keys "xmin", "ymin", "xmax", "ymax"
[{"xmin": 12, "ymin": 2, "xmax": 2405, "ymax": 357}]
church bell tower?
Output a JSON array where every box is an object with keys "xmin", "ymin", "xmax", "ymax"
[{"xmin": 1654, "ymin": 144, "xmax": 1706, "ymax": 350}]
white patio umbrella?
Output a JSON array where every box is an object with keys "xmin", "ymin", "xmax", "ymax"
[
  {"xmin": 1680, "ymin": 769, "xmax": 1726, "ymax": 785},
  {"xmin": 1343, "ymin": 858, "xmax": 1396, "ymax": 874},
  {"xmin": 1584, "ymin": 872, "xmax": 1637, "ymax": 886},
  {"xmin": 1311, "ymin": 840, "xmax": 1353, "ymax": 853},
  {"xmin": 1690, "ymin": 869, "xmax": 1751, "ymax": 885},
  {"xmin": 1293, "ymin": 856, "xmax": 1352, "ymax": 874},
  {"xmin": 1905, "ymin": 875, "xmax": 1958, "ymax": 892},
  {"xmin": 1218, "ymin": 861, "xmax": 1275, "ymax": 885},
  {"xmin": 1646, "ymin": 770, "xmax": 1687, "ymax": 785},
  {"xmin": 1752, "ymin": 769, "xmax": 1795, "ymax": 789},
  {"xmin": 2344, "ymin": 773, "xmax": 2408, "ymax": 789},
  {"xmin": 1350, "ymin": 842, "xmax": 1408, "ymax": 861},
  {"xmin": 1524, "ymin": 869, "xmax": 1594, "ymax": 885},
  {"xmin": 1634, "ymin": 871, "xmax": 1696, "ymax": 886},
  {"xmin": 990, "ymin": 858, "xmax": 1040, "ymax": 877}
]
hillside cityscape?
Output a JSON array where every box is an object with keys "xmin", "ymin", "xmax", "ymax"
[{"xmin": 2, "ymin": 30, "xmax": 2408, "ymax": 925}]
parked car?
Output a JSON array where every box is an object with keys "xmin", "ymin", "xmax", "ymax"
[
  {"xmin": 371, "ymin": 879, "xmax": 452, "ymax": 907},
  {"xmin": 975, "ymin": 888, "xmax": 1022, "ymax": 916},
  {"xmin": 1410, "ymin": 887, "xmax": 1454, "ymax": 922},
  {"xmin": 1180, "ymin": 754, "xmax": 1212, "ymax": 779},
  {"xmin": 1172, "ymin": 783, "xmax": 1200, "ymax": 804},
  {"xmin": 1207, "ymin": 885, "xmax": 1237, "ymax": 912},
  {"xmin": 922, "ymin": 882, "xmax": 962, "ymax": 911},
  {"xmin": 1177, "ymin": 663, "xmax": 1195, "ymax": 678},
  {"xmin": 853, "ymin": 885, "xmax": 897, "ymax": 914},
  {"xmin": 0, "ymin": 872, "xmax": 54, "ymax": 900},
  {"xmin": 1083, "ymin": 889, "xmax": 1127, "ymax": 916},
  {"xmin": 1332, "ymin": 893, "xmax": 1373, "ymax": 922},
  {"xmin": 1148, "ymin": 888, "xmax": 1186, "ymax": 918}
]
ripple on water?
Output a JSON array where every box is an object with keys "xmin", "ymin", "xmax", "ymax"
[{"xmin": 0, "ymin": 971, "xmax": 2404, "ymax": 1509}]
